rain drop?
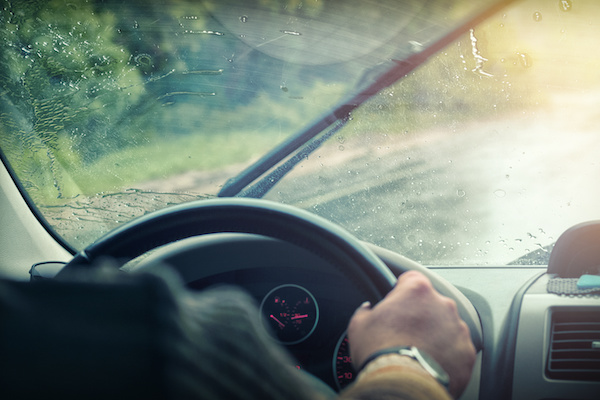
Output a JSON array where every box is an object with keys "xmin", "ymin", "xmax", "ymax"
[
  {"xmin": 494, "ymin": 189, "xmax": 506, "ymax": 198},
  {"xmin": 134, "ymin": 53, "xmax": 153, "ymax": 67},
  {"xmin": 280, "ymin": 30, "xmax": 301, "ymax": 36},
  {"xmin": 517, "ymin": 53, "xmax": 532, "ymax": 68},
  {"xmin": 559, "ymin": 0, "xmax": 572, "ymax": 12},
  {"xmin": 240, "ymin": 15, "xmax": 249, "ymax": 23},
  {"xmin": 533, "ymin": 11, "xmax": 542, "ymax": 22}
]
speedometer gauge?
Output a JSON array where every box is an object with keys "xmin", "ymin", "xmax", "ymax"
[
  {"xmin": 334, "ymin": 333, "xmax": 355, "ymax": 390},
  {"xmin": 260, "ymin": 284, "xmax": 319, "ymax": 345}
]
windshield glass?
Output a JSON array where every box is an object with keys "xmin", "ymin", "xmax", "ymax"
[{"xmin": 1, "ymin": 0, "xmax": 599, "ymax": 266}]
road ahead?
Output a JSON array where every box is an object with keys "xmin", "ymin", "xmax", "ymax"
[
  {"xmin": 265, "ymin": 93, "xmax": 600, "ymax": 265},
  {"xmin": 48, "ymin": 91, "xmax": 600, "ymax": 265}
]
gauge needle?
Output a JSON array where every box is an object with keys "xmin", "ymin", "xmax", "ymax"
[
  {"xmin": 291, "ymin": 314, "xmax": 308, "ymax": 320},
  {"xmin": 270, "ymin": 314, "xmax": 286, "ymax": 329}
]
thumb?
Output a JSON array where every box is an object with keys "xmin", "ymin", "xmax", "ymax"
[
  {"xmin": 349, "ymin": 301, "xmax": 372, "ymax": 331},
  {"xmin": 354, "ymin": 301, "xmax": 371, "ymax": 314}
]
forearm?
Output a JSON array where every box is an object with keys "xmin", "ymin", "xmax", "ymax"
[{"xmin": 339, "ymin": 354, "xmax": 452, "ymax": 400}]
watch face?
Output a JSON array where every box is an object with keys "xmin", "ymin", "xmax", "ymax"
[{"xmin": 412, "ymin": 347, "xmax": 450, "ymax": 387}]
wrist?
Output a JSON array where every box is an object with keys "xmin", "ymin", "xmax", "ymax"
[
  {"xmin": 356, "ymin": 346, "xmax": 450, "ymax": 389},
  {"xmin": 357, "ymin": 353, "xmax": 429, "ymax": 379},
  {"xmin": 347, "ymin": 354, "xmax": 453, "ymax": 400}
]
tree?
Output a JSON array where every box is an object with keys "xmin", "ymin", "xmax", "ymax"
[{"xmin": 0, "ymin": 0, "xmax": 149, "ymax": 199}]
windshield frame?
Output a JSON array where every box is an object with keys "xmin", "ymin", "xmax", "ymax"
[
  {"xmin": 0, "ymin": 150, "xmax": 76, "ymax": 254},
  {"xmin": 2, "ymin": 0, "xmax": 596, "ymax": 266}
]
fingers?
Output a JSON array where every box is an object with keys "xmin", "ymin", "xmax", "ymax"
[
  {"xmin": 392, "ymin": 270, "xmax": 434, "ymax": 297},
  {"xmin": 350, "ymin": 300, "xmax": 371, "ymax": 321},
  {"xmin": 348, "ymin": 270, "xmax": 476, "ymax": 397}
]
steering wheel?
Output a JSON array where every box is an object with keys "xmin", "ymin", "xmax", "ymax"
[
  {"xmin": 60, "ymin": 197, "xmax": 481, "ymax": 351},
  {"xmin": 59, "ymin": 198, "xmax": 397, "ymax": 303}
]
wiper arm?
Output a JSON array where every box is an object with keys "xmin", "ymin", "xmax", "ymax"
[
  {"xmin": 217, "ymin": 101, "xmax": 356, "ymax": 198},
  {"xmin": 238, "ymin": 116, "xmax": 350, "ymax": 198},
  {"xmin": 218, "ymin": 0, "xmax": 516, "ymax": 198},
  {"xmin": 217, "ymin": 56, "xmax": 419, "ymax": 199}
]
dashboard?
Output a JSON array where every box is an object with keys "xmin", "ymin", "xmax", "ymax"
[
  {"xmin": 2, "ymin": 157, "xmax": 600, "ymax": 399},
  {"xmin": 128, "ymin": 218, "xmax": 600, "ymax": 400},
  {"xmin": 129, "ymin": 229, "xmax": 484, "ymax": 396},
  {"xmin": 132, "ymin": 233, "xmax": 371, "ymax": 391}
]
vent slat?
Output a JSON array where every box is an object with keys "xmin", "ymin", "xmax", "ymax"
[
  {"xmin": 549, "ymin": 360, "xmax": 600, "ymax": 370},
  {"xmin": 554, "ymin": 332, "xmax": 600, "ymax": 340},
  {"xmin": 546, "ymin": 309, "xmax": 600, "ymax": 381},
  {"xmin": 553, "ymin": 340, "xmax": 599, "ymax": 350},
  {"xmin": 550, "ymin": 350, "xmax": 600, "ymax": 360}
]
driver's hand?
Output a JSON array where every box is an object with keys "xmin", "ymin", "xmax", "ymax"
[{"xmin": 347, "ymin": 270, "xmax": 476, "ymax": 398}]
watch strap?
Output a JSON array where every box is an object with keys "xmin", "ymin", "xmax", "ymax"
[{"xmin": 357, "ymin": 346, "xmax": 450, "ymax": 388}]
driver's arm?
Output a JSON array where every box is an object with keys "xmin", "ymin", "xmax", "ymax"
[{"xmin": 339, "ymin": 271, "xmax": 476, "ymax": 400}]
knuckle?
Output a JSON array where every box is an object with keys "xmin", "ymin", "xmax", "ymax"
[
  {"xmin": 442, "ymin": 296, "xmax": 458, "ymax": 313},
  {"xmin": 402, "ymin": 271, "xmax": 433, "ymax": 294},
  {"xmin": 460, "ymin": 320, "xmax": 473, "ymax": 340}
]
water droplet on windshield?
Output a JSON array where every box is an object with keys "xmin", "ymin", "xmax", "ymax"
[
  {"xmin": 240, "ymin": 15, "xmax": 248, "ymax": 23},
  {"xmin": 134, "ymin": 53, "xmax": 153, "ymax": 67},
  {"xmin": 517, "ymin": 53, "xmax": 532, "ymax": 68},
  {"xmin": 494, "ymin": 189, "xmax": 506, "ymax": 198},
  {"xmin": 409, "ymin": 41, "xmax": 423, "ymax": 53},
  {"xmin": 533, "ymin": 12, "xmax": 542, "ymax": 22},
  {"xmin": 184, "ymin": 29, "xmax": 225, "ymax": 36},
  {"xmin": 457, "ymin": 189, "xmax": 466, "ymax": 198},
  {"xmin": 469, "ymin": 29, "xmax": 493, "ymax": 77},
  {"xmin": 559, "ymin": 0, "xmax": 572, "ymax": 12}
]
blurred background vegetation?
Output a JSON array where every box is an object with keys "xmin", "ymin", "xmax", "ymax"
[{"xmin": 1, "ymin": 0, "xmax": 598, "ymax": 205}]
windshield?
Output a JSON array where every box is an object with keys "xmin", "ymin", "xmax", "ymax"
[{"xmin": 1, "ymin": 0, "xmax": 599, "ymax": 266}]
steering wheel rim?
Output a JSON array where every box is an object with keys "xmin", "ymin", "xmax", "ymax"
[{"xmin": 59, "ymin": 198, "xmax": 396, "ymax": 302}]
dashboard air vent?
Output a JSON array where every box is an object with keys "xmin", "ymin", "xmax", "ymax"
[{"xmin": 546, "ymin": 310, "xmax": 600, "ymax": 381}]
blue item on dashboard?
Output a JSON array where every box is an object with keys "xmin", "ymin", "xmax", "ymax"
[{"xmin": 577, "ymin": 274, "xmax": 600, "ymax": 290}]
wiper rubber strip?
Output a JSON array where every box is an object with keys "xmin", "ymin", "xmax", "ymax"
[{"xmin": 239, "ymin": 117, "xmax": 349, "ymax": 198}]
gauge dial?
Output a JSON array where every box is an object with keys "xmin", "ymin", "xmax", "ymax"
[
  {"xmin": 260, "ymin": 284, "xmax": 319, "ymax": 345},
  {"xmin": 334, "ymin": 333, "xmax": 355, "ymax": 390}
]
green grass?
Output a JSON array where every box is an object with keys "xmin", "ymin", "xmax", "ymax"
[{"xmin": 60, "ymin": 129, "xmax": 282, "ymax": 199}]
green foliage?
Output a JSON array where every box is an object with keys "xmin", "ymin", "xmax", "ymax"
[
  {"xmin": 0, "ymin": 0, "xmax": 149, "ymax": 200},
  {"xmin": 0, "ymin": 0, "xmax": 547, "ymax": 207}
]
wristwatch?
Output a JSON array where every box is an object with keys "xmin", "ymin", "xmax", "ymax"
[{"xmin": 357, "ymin": 346, "xmax": 450, "ymax": 388}]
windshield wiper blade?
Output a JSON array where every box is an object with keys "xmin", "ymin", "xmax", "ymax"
[
  {"xmin": 239, "ymin": 117, "xmax": 350, "ymax": 198},
  {"xmin": 218, "ymin": 0, "xmax": 516, "ymax": 198},
  {"xmin": 217, "ymin": 56, "xmax": 420, "ymax": 199},
  {"xmin": 218, "ymin": 101, "xmax": 356, "ymax": 198}
]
